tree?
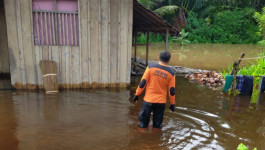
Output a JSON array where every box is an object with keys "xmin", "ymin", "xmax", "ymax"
[{"xmin": 254, "ymin": 7, "xmax": 265, "ymax": 38}]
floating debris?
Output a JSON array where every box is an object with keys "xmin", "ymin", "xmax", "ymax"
[{"xmin": 185, "ymin": 71, "xmax": 224, "ymax": 87}]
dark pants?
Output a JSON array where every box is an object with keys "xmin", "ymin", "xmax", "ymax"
[{"xmin": 139, "ymin": 100, "xmax": 165, "ymax": 128}]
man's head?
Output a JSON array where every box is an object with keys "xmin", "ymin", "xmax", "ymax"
[{"xmin": 159, "ymin": 50, "xmax": 171, "ymax": 64}]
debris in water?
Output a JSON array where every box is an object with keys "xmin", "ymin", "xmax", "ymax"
[{"xmin": 185, "ymin": 71, "xmax": 224, "ymax": 87}]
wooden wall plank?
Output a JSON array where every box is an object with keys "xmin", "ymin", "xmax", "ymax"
[
  {"xmin": 57, "ymin": 46, "xmax": 62, "ymax": 85},
  {"xmin": 51, "ymin": 46, "xmax": 60, "ymax": 84},
  {"xmin": 4, "ymin": 0, "xmax": 22, "ymax": 87},
  {"xmin": 21, "ymin": 0, "xmax": 37, "ymax": 88},
  {"xmin": 77, "ymin": 0, "xmax": 82, "ymax": 87},
  {"xmin": 48, "ymin": 45, "xmax": 52, "ymax": 60},
  {"xmin": 127, "ymin": 0, "xmax": 133, "ymax": 84},
  {"xmin": 4, "ymin": 0, "xmax": 132, "ymax": 89},
  {"xmin": 59, "ymin": 46, "xmax": 66, "ymax": 88},
  {"xmin": 100, "ymin": 0, "xmax": 110, "ymax": 86},
  {"xmin": 29, "ymin": 0, "xmax": 38, "ymax": 87},
  {"xmin": 60, "ymin": 47, "xmax": 66, "ymax": 86},
  {"xmin": 34, "ymin": 46, "xmax": 43, "ymax": 88},
  {"xmin": 110, "ymin": 0, "xmax": 120, "ymax": 86},
  {"xmin": 87, "ymin": 0, "xmax": 91, "ymax": 84},
  {"xmin": 71, "ymin": 47, "xmax": 80, "ymax": 88},
  {"xmin": 42, "ymin": 46, "xmax": 49, "ymax": 60},
  {"xmin": 15, "ymin": 0, "xmax": 27, "ymax": 86},
  {"xmin": 79, "ymin": 0, "xmax": 90, "ymax": 87},
  {"xmin": 119, "ymin": 0, "xmax": 128, "ymax": 85},
  {"xmin": 117, "ymin": 0, "xmax": 121, "ymax": 85},
  {"xmin": 98, "ymin": 0, "xmax": 102, "ymax": 85},
  {"xmin": 89, "ymin": 0, "xmax": 100, "ymax": 85},
  {"xmin": 65, "ymin": 47, "xmax": 71, "ymax": 88}
]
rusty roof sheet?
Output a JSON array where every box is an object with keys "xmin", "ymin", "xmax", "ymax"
[{"xmin": 133, "ymin": 0, "xmax": 179, "ymax": 34}]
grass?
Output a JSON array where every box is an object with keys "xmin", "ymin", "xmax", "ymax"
[
  {"xmin": 222, "ymin": 56, "xmax": 265, "ymax": 85},
  {"xmin": 222, "ymin": 55, "xmax": 265, "ymax": 102}
]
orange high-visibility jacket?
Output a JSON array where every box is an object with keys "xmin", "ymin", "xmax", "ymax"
[{"xmin": 136, "ymin": 62, "xmax": 176, "ymax": 104}]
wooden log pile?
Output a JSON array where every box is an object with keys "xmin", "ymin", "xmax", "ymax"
[
  {"xmin": 131, "ymin": 58, "xmax": 148, "ymax": 76},
  {"xmin": 185, "ymin": 71, "xmax": 224, "ymax": 87}
]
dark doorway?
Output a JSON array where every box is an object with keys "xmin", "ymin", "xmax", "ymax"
[{"xmin": 0, "ymin": 0, "xmax": 11, "ymax": 89}]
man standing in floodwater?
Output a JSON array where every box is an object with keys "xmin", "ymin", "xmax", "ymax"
[{"xmin": 133, "ymin": 50, "xmax": 176, "ymax": 128}]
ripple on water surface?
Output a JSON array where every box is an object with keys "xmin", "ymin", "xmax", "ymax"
[{"xmin": 0, "ymin": 76, "xmax": 265, "ymax": 149}]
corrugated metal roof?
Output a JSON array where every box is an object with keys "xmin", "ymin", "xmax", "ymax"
[{"xmin": 133, "ymin": 0, "xmax": 179, "ymax": 34}]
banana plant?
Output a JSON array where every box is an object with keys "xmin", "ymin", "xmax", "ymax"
[{"xmin": 172, "ymin": 29, "xmax": 191, "ymax": 46}]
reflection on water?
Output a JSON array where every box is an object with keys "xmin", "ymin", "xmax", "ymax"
[
  {"xmin": 133, "ymin": 44, "xmax": 263, "ymax": 71},
  {"xmin": 0, "ymin": 76, "xmax": 265, "ymax": 149},
  {"xmin": 0, "ymin": 91, "xmax": 18, "ymax": 150},
  {"xmin": 258, "ymin": 93, "xmax": 265, "ymax": 105}
]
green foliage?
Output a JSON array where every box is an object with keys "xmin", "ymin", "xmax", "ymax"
[
  {"xmin": 221, "ymin": 65, "xmax": 233, "ymax": 78},
  {"xmin": 185, "ymin": 12, "xmax": 211, "ymax": 43},
  {"xmin": 138, "ymin": 0, "xmax": 156, "ymax": 9},
  {"xmin": 137, "ymin": 33, "xmax": 165, "ymax": 44},
  {"xmin": 172, "ymin": 29, "xmax": 191, "ymax": 46},
  {"xmin": 254, "ymin": 7, "xmax": 265, "ymax": 38},
  {"xmin": 222, "ymin": 55, "xmax": 265, "ymax": 85},
  {"xmin": 154, "ymin": 5, "xmax": 179, "ymax": 17},
  {"xmin": 257, "ymin": 40, "xmax": 265, "ymax": 48},
  {"xmin": 137, "ymin": 0, "xmax": 264, "ymax": 44},
  {"xmin": 154, "ymin": 5, "xmax": 179, "ymax": 23},
  {"xmin": 153, "ymin": 0, "xmax": 199, "ymax": 13},
  {"xmin": 186, "ymin": 9, "xmax": 262, "ymax": 44},
  {"xmin": 237, "ymin": 143, "xmax": 257, "ymax": 150},
  {"xmin": 237, "ymin": 143, "xmax": 249, "ymax": 150},
  {"xmin": 238, "ymin": 59, "xmax": 265, "ymax": 85}
]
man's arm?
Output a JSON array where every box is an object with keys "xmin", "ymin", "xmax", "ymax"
[
  {"xmin": 168, "ymin": 75, "xmax": 176, "ymax": 111},
  {"xmin": 135, "ymin": 67, "xmax": 151, "ymax": 96}
]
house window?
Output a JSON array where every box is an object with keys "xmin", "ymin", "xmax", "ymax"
[{"xmin": 32, "ymin": 0, "xmax": 79, "ymax": 46}]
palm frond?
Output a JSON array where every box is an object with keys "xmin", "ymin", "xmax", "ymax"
[
  {"xmin": 154, "ymin": 5, "xmax": 179, "ymax": 17},
  {"xmin": 138, "ymin": 0, "xmax": 155, "ymax": 9}
]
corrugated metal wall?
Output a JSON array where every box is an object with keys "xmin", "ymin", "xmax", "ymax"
[{"xmin": 4, "ymin": 0, "xmax": 133, "ymax": 89}]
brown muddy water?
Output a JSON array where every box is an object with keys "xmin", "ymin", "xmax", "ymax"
[
  {"xmin": 1, "ymin": 44, "xmax": 265, "ymax": 149},
  {"xmin": 1, "ymin": 76, "xmax": 265, "ymax": 150},
  {"xmin": 133, "ymin": 44, "xmax": 263, "ymax": 71}
]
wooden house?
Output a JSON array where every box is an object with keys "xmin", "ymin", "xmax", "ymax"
[{"xmin": 0, "ymin": 0, "xmax": 177, "ymax": 90}]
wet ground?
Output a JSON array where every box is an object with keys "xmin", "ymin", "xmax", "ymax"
[
  {"xmin": 133, "ymin": 43, "xmax": 263, "ymax": 71},
  {"xmin": 0, "ymin": 76, "xmax": 265, "ymax": 150}
]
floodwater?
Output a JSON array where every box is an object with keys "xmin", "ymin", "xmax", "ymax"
[
  {"xmin": 133, "ymin": 43, "xmax": 263, "ymax": 71},
  {"xmin": 0, "ymin": 76, "xmax": 265, "ymax": 150},
  {"xmin": 1, "ymin": 44, "xmax": 265, "ymax": 149}
]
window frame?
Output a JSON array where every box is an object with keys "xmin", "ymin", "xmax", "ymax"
[{"xmin": 32, "ymin": 0, "xmax": 79, "ymax": 46}]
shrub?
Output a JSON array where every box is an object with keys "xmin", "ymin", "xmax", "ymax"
[{"xmin": 186, "ymin": 8, "xmax": 262, "ymax": 44}]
